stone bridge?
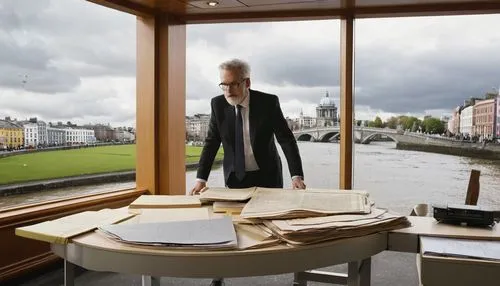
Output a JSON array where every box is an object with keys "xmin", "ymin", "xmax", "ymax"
[
  {"xmin": 292, "ymin": 127, "xmax": 500, "ymax": 159},
  {"xmin": 293, "ymin": 127, "xmax": 403, "ymax": 144}
]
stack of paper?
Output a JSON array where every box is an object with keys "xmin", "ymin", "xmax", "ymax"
[
  {"xmin": 129, "ymin": 195, "xmax": 201, "ymax": 209},
  {"xmin": 213, "ymin": 201, "xmax": 246, "ymax": 214},
  {"xmin": 98, "ymin": 216, "xmax": 238, "ymax": 249},
  {"xmin": 15, "ymin": 208, "xmax": 135, "ymax": 244},
  {"xmin": 262, "ymin": 208, "xmax": 410, "ymax": 245},
  {"xmin": 199, "ymin": 187, "xmax": 256, "ymax": 202},
  {"xmin": 234, "ymin": 223, "xmax": 281, "ymax": 250},
  {"xmin": 240, "ymin": 188, "xmax": 371, "ymax": 219},
  {"xmin": 126, "ymin": 208, "xmax": 210, "ymax": 224}
]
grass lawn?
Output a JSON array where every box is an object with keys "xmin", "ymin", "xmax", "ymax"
[{"xmin": 0, "ymin": 144, "xmax": 223, "ymax": 185}]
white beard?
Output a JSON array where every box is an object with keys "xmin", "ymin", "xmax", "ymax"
[
  {"xmin": 224, "ymin": 90, "xmax": 248, "ymax": 106},
  {"xmin": 225, "ymin": 95, "xmax": 241, "ymax": 106}
]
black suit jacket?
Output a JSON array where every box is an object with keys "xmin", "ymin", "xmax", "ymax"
[{"xmin": 196, "ymin": 89, "xmax": 304, "ymax": 187}]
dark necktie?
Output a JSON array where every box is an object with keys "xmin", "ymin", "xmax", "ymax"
[{"xmin": 235, "ymin": 104, "xmax": 245, "ymax": 181}]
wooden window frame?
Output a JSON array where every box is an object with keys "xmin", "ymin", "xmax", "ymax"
[
  {"xmin": 3, "ymin": 0, "xmax": 500, "ymax": 282},
  {"xmin": 0, "ymin": 188, "xmax": 146, "ymax": 282}
]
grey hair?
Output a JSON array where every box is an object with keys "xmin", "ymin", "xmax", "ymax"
[{"xmin": 219, "ymin": 59, "xmax": 251, "ymax": 79}]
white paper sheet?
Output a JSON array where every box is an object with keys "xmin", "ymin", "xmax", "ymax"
[{"xmin": 421, "ymin": 236, "xmax": 500, "ymax": 261}]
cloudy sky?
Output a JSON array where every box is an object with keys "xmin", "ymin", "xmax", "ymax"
[{"xmin": 1, "ymin": 0, "xmax": 499, "ymax": 127}]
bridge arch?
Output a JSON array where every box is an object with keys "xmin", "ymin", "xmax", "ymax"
[
  {"xmin": 319, "ymin": 132, "xmax": 340, "ymax": 142},
  {"xmin": 296, "ymin": 134, "xmax": 315, "ymax": 141},
  {"xmin": 361, "ymin": 133, "xmax": 399, "ymax": 144}
]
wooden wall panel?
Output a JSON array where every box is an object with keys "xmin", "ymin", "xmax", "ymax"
[
  {"xmin": 136, "ymin": 15, "xmax": 186, "ymax": 196},
  {"xmin": 339, "ymin": 14, "xmax": 354, "ymax": 190},
  {"xmin": 160, "ymin": 16, "xmax": 186, "ymax": 196},
  {"xmin": 0, "ymin": 190, "xmax": 143, "ymax": 283},
  {"xmin": 136, "ymin": 17, "xmax": 157, "ymax": 195}
]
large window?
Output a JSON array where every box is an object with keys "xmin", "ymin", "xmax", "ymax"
[
  {"xmin": 185, "ymin": 20, "xmax": 341, "ymax": 191},
  {"xmin": 0, "ymin": 0, "xmax": 136, "ymax": 210},
  {"xmin": 353, "ymin": 15, "xmax": 500, "ymax": 215}
]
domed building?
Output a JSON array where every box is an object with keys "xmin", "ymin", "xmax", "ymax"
[{"xmin": 316, "ymin": 91, "xmax": 338, "ymax": 127}]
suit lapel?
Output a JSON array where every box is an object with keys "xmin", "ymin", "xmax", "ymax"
[{"xmin": 249, "ymin": 90, "xmax": 258, "ymax": 149}]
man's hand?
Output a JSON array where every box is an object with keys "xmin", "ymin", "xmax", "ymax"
[
  {"xmin": 292, "ymin": 177, "xmax": 306, "ymax": 189},
  {"xmin": 189, "ymin": 181, "xmax": 207, "ymax": 195}
]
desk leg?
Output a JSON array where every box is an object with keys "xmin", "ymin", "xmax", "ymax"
[
  {"xmin": 293, "ymin": 272, "xmax": 307, "ymax": 285},
  {"xmin": 142, "ymin": 275, "xmax": 161, "ymax": 286},
  {"xmin": 347, "ymin": 257, "xmax": 371, "ymax": 286},
  {"xmin": 64, "ymin": 259, "xmax": 75, "ymax": 286}
]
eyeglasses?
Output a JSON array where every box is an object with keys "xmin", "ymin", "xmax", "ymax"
[{"xmin": 218, "ymin": 78, "xmax": 247, "ymax": 91}]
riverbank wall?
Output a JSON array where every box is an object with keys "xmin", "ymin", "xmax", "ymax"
[
  {"xmin": 396, "ymin": 134, "xmax": 500, "ymax": 160},
  {"xmin": 0, "ymin": 142, "xmax": 133, "ymax": 159},
  {"xmin": 0, "ymin": 161, "xmax": 219, "ymax": 197}
]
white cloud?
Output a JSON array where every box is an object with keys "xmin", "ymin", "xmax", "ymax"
[{"xmin": 1, "ymin": 76, "xmax": 135, "ymax": 127}]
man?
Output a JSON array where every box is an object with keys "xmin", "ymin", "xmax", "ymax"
[
  {"xmin": 191, "ymin": 59, "xmax": 305, "ymax": 286},
  {"xmin": 190, "ymin": 58, "xmax": 306, "ymax": 195}
]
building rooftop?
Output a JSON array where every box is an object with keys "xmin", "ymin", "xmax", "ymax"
[
  {"xmin": 475, "ymin": 98, "xmax": 496, "ymax": 105},
  {"xmin": 0, "ymin": 120, "xmax": 23, "ymax": 129},
  {"xmin": 319, "ymin": 91, "xmax": 336, "ymax": 107}
]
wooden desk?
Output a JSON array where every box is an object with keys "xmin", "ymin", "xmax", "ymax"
[
  {"xmin": 50, "ymin": 209, "xmax": 388, "ymax": 286},
  {"xmin": 48, "ymin": 213, "xmax": 500, "ymax": 286},
  {"xmin": 419, "ymin": 239, "xmax": 500, "ymax": 286},
  {"xmin": 388, "ymin": 216, "xmax": 500, "ymax": 286},
  {"xmin": 388, "ymin": 216, "xmax": 500, "ymax": 253}
]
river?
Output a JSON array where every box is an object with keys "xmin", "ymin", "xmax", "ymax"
[{"xmin": 1, "ymin": 142, "xmax": 499, "ymax": 214}]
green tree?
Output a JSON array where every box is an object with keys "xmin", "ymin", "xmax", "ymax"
[
  {"xmin": 422, "ymin": 117, "xmax": 445, "ymax": 134},
  {"xmin": 411, "ymin": 121, "xmax": 419, "ymax": 132},
  {"xmin": 385, "ymin": 116, "xmax": 398, "ymax": 129},
  {"xmin": 398, "ymin": 115, "xmax": 409, "ymax": 130},
  {"xmin": 370, "ymin": 116, "xmax": 383, "ymax": 128},
  {"xmin": 406, "ymin": 116, "xmax": 421, "ymax": 131}
]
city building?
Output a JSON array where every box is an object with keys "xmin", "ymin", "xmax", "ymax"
[
  {"xmin": 459, "ymin": 105, "xmax": 473, "ymax": 136},
  {"xmin": 64, "ymin": 128, "xmax": 96, "ymax": 145},
  {"xmin": 36, "ymin": 120, "xmax": 48, "ymax": 146},
  {"xmin": 186, "ymin": 114, "xmax": 210, "ymax": 141},
  {"xmin": 88, "ymin": 124, "xmax": 115, "ymax": 142},
  {"xmin": 23, "ymin": 122, "xmax": 39, "ymax": 148},
  {"xmin": 446, "ymin": 106, "xmax": 461, "ymax": 135},
  {"xmin": 47, "ymin": 127, "xmax": 66, "ymax": 146},
  {"xmin": 298, "ymin": 110, "xmax": 316, "ymax": 129},
  {"xmin": 472, "ymin": 99, "xmax": 495, "ymax": 138},
  {"xmin": 495, "ymin": 95, "xmax": 500, "ymax": 139},
  {"xmin": 114, "ymin": 127, "xmax": 136, "ymax": 142},
  {"xmin": 316, "ymin": 91, "xmax": 338, "ymax": 127},
  {"xmin": 0, "ymin": 120, "xmax": 24, "ymax": 150},
  {"xmin": 443, "ymin": 115, "xmax": 452, "ymax": 134},
  {"xmin": 285, "ymin": 117, "xmax": 299, "ymax": 131}
]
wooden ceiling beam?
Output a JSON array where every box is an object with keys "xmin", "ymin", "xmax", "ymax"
[
  {"xmin": 355, "ymin": 1, "xmax": 500, "ymax": 18},
  {"xmin": 183, "ymin": 9, "xmax": 342, "ymax": 24},
  {"xmin": 184, "ymin": 1, "xmax": 500, "ymax": 24},
  {"xmin": 86, "ymin": 1, "xmax": 500, "ymax": 23},
  {"xmin": 87, "ymin": 0, "xmax": 156, "ymax": 17}
]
